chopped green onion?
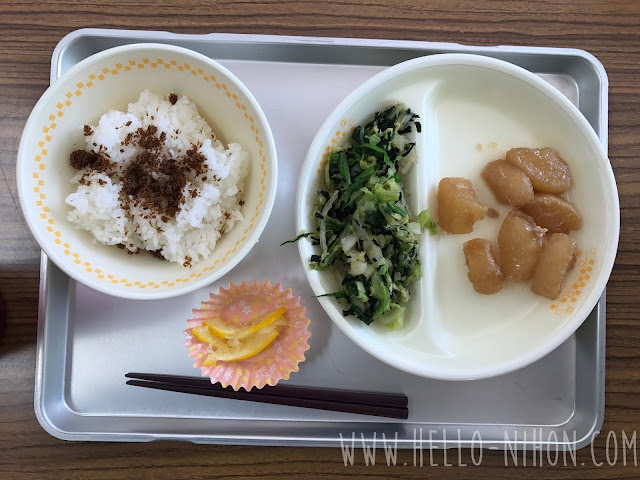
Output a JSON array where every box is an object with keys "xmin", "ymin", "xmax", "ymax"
[
  {"xmin": 280, "ymin": 231, "xmax": 313, "ymax": 246},
  {"xmin": 418, "ymin": 209, "xmax": 438, "ymax": 235},
  {"xmin": 294, "ymin": 104, "xmax": 436, "ymax": 330},
  {"xmin": 337, "ymin": 152, "xmax": 351, "ymax": 184}
]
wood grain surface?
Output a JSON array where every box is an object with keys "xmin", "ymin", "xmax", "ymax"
[{"xmin": 1, "ymin": 0, "xmax": 639, "ymax": 478}]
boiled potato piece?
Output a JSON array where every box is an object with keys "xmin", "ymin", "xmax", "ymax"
[
  {"xmin": 521, "ymin": 194, "xmax": 582, "ymax": 234},
  {"xmin": 506, "ymin": 147, "xmax": 571, "ymax": 194},
  {"xmin": 497, "ymin": 210, "xmax": 545, "ymax": 281},
  {"xmin": 463, "ymin": 238, "xmax": 505, "ymax": 294},
  {"xmin": 437, "ymin": 177, "xmax": 488, "ymax": 234},
  {"xmin": 481, "ymin": 159, "xmax": 535, "ymax": 206},
  {"xmin": 531, "ymin": 233, "xmax": 577, "ymax": 299}
]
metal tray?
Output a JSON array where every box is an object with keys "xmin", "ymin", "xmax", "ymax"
[{"xmin": 35, "ymin": 28, "xmax": 608, "ymax": 449}]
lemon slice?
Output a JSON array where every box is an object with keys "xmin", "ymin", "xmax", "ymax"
[
  {"xmin": 192, "ymin": 310, "xmax": 237, "ymax": 337},
  {"xmin": 191, "ymin": 325, "xmax": 216, "ymax": 344},
  {"xmin": 200, "ymin": 305, "xmax": 287, "ymax": 340},
  {"xmin": 202, "ymin": 329, "xmax": 280, "ymax": 365},
  {"xmin": 229, "ymin": 305, "xmax": 287, "ymax": 339},
  {"xmin": 191, "ymin": 326, "xmax": 235, "ymax": 354},
  {"xmin": 202, "ymin": 321, "xmax": 239, "ymax": 339}
]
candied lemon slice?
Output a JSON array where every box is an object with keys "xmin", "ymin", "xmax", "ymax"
[
  {"xmin": 253, "ymin": 318, "xmax": 288, "ymax": 337},
  {"xmin": 201, "ymin": 321, "xmax": 239, "ymax": 339},
  {"xmin": 229, "ymin": 306, "xmax": 287, "ymax": 339},
  {"xmin": 201, "ymin": 305, "xmax": 287, "ymax": 340},
  {"xmin": 202, "ymin": 329, "xmax": 280, "ymax": 365},
  {"xmin": 191, "ymin": 325, "xmax": 216, "ymax": 344}
]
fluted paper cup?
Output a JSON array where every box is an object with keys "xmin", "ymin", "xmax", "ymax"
[{"xmin": 184, "ymin": 280, "xmax": 311, "ymax": 390}]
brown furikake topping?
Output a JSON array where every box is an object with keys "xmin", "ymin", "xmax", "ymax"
[
  {"xmin": 119, "ymin": 123, "xmax": 209, "ymax": 221},
  {"xmin": 182, "ymin": 148, "xmax": 208, "ymax": 176},
  {"xmin": 149, "ymin": 249, "xmax": 165, "ymax": 260},
  {"xmin": 116, "ymin": 243, "xmax": 137, "ymax": 255},
  {"xmin": 121, "ymin": 150, "xmax": 188, "ymax": 219},
  {"xmin": 70, "ymin": 150, "xmax": 98, "ymax": 170},
  {"xmin": 124, "ymin": 125, "xmax": 165, "ymax": 151},
  {"xmin": 69, "ymin": 149, "xmax": 115, "ymax": 174}
]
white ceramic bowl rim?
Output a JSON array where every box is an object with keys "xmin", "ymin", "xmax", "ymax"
[
  {"xmin": 17, "ymin": 43, "xmax": 278, "ymax": 300},
  {"xmin": 296, "ymin": 53, "xmax": 620, "ymax": 380}
]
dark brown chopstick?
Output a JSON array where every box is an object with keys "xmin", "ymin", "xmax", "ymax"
[
  {"xmin": 126, "ymin": 372, "xmax": 407, "ymax": 409},
  {"xmin": 125, "ymin": 373, "xmax": 408, "ymax": 419}
]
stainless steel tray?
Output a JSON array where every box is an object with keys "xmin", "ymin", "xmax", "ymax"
[{"xmin": 35, "ymin": 28, "xmax": 608, "ymax": 449}]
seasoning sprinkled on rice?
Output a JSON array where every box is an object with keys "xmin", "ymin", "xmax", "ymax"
[{"xmin": 65, "ymin": 90, "xmax": 248, "ymax": 267}]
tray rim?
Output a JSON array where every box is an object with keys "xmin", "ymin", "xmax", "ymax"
[
  {"xmin": 35, "ymin": 28, "xmax": 608, "ymax": 449},
  {"xmin": 49, "ymin": 28, "xmax": 609, "ymax": 151}
]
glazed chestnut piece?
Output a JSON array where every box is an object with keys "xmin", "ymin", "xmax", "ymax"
[
  {"xmin": 481, "ymin": 159, "xmax": 535, "ymax": 206},
  {"xmin": 437, "ymin": 177, "xmax": 488, "ymax": 234},
  {"xmin": 520, "ymin": 194, "xmax": 582, "ymax": 234},
  {"xmin": 462, "ymin": 238, "xmax": 505, "ymax": 294},
  {"xmin": 531, "ymin": 233, "xmax": 577, "ymax": 299},
  {"xmin": 506, "ymin": 147, "xmax": 571, "ymax": 194},
  {"xmin": 497, "ymin": 210, "xmax": 545, "ymax": 282}
]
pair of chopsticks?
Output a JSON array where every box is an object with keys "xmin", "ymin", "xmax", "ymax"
[{"xmin": 125, "ymin": 372, "xmax": 408, "ymax": 419}]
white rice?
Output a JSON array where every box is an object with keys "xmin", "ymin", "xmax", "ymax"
[{"xmin": 65, "ymin": 90, "xmax": 248, "ymax": 266}]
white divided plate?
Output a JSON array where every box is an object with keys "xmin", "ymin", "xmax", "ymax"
[{"xmin": 296, "ymin": 54, "xmax": 619, "ymax": 380}]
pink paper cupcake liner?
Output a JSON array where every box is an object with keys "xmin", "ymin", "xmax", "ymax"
[{"xmin": 184, "ymin": 280, "xmax": 311, "ymax": 390}]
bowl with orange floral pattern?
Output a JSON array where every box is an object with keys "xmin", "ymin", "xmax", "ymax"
[{"xmin": 17, "ymin": 44, "xmax": 277, "ymax": 299}]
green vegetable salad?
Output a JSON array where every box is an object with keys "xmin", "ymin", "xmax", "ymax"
[{"xmin": 288, "ymin": 104, "xmax": 436, "ymax": 330}]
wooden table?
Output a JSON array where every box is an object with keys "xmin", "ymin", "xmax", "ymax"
[{"xmin": 1, "ymin": 1, "xmax": 639, "ymax": 478}]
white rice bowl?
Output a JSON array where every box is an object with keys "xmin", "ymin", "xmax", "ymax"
[{"xmin": 17, "ymin": 43, "xmax": 277, "ymax": 300}]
